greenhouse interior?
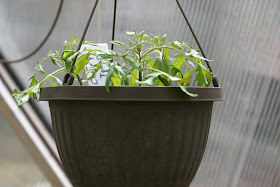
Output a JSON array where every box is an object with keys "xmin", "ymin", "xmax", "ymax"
[{"xmin": 0, "ymin": 0, "xmax": 279, "ymax": 186}]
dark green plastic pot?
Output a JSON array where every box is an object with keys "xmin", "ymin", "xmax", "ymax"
[{"xmin": 40, "ymin": 86, "xmax": 223, "ymax": 187}]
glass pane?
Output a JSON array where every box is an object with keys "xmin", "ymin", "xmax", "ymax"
[{"xmin": 0, "ymin": 112, "xmax": 52, "ymax": 187}]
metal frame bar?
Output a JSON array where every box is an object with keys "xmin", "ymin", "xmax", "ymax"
[{"xmin": 0, "ymin": 64, "xmax": 72, "ymax": 187}]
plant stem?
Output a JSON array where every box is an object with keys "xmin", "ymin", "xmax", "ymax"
[
  {"xmin": 122, "ymin": 66, "xmax": 139, "ymax": 80},
  {"xmin": 39, "ymin": 68, "xmax": 66, "ymax": 85},
  {"xmin": 142, "ymin": 46, "xmax": 187, "ymax": 59},
  {"xmin": 158, "ymin": 75, "xmax": 170, "ymax": 86},
  {"xmin": 40, "ymin": 57, "xmax": 51, "ymax": 64},
  {"xmin": 76, "ymin": 75, "xmax": 83, "ymax": 85}
]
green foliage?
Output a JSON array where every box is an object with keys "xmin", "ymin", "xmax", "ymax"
[
  {"xmin": 12, "ymin": 34, "xmax": 101, "ymax": 107},
  {"xmin": 96, "ymin": 29, "xmax": 213, "ymax": 96},
  {"xmin": 73, "ymin": 52, "xmax": 90, "ymax": 75},
  {"xmin": 13, "ymin": 30, "xmax": 214, "ymax": 107}
]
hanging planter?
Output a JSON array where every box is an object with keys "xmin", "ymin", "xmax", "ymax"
[
  {"xmin": 12, "ymin": 31, "xmax": 223, "ymax": 186},
  {"xmin": 12, "ymin": 0, "xmax": 223, "ymax": 186},
  {"xmin": 40, "ymin": 86, "xmax": 222, "ymax": 186}
]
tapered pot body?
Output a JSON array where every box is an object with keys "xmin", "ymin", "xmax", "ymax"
[{"xmin": 40, "ymin": 86, "xmax": 223, "ymax": 187}]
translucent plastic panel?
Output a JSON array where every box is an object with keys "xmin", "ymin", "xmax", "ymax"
[
  {"xmin": 0, "ymin": 113, "xmax": 51, "ymax": 186},
  {"xmin": 0, "ymin": 0, "xmax": 279, "ymax": 186}
]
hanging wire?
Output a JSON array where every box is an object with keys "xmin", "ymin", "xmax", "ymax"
[
  {"xmin": 1, "ymin": 0, "xmax": 219, "ymax": 86},
  {"xmin": 69, "ymin": 0, "xmax": 100, "ymax": 73},
  {"xmin": 63, "ymin": 0, "xmax": 100, "ymax": 85},
  {"xmin": 175, "ymin": 0, "xmax": 220, "ymax": 87},
  {"xmin": 175, "ymin": 0, "xmax": 210, "ymax": 71},
  {"xmin": 111, "ymin": 0, "xmax": 117, "ymax": 50},
  {"xmin": 110, "ymin": 0, "xmax": 219, "ymax": 87},
  {"xmin": 0, "ymin": 0, "xmax": 64, "ymax": 64}
]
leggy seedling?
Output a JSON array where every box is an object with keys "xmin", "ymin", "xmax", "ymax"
[{"xmin": 13, "ymin": 30, "xmax": 213, "ymax": 107}]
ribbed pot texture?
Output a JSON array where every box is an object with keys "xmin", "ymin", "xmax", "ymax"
[{"xmin": 41, "ymin": 86, "xmax": 223, "ymax": 187}]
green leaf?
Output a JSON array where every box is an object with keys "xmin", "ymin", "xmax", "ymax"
[
  {"xmin": 128, "ymin": 39, "xmax": 133, "ymax": 47},
  {"xmin": 29, "ymin": 76, "xmax": 38, "ymax": 86},
  {"xmin": 156, "ymin": 78, "xmax": 165, "ymax": 86},
  {"xmin": 149, "ymin": 68, "xmax": 181, "ymax": 82},
  {"xmin": 13, "ymin": 68, "xmax": 66, "ymax": 107},
  {"xmin": 183, "ymin": 70, "xmax": 191, "ymax": 77},
  {"xmin": 47, "ymin": 51, "xmax": 62, "ymax": 67},
  {"xmin": 50, "ymin": 57, "xmax": 62, "ymax": 67},
  {"xmin": 162, "ymin": 48, "xmax": 169, "ymax": 63},
  {"xmin": 13, "ymin": 83, "xmax": 41, "ymax": 107},
  {"xmin": 14, "ymin": 93, "xmax": 30, "ymax": 107},
  {"xmin": 170, "ymin": 67, "xmax": 179, "ymax": 76},
  {"xmin": 142, "ymin": 34, "xmax": 149, "ymax": 41},
  {"xmin": 64, "ymin": 41, "xmax": 69, "ymax": 50},
  {"xmin": 105, "ymin": 63, "xmax": 117, "ymax": 93},
  {"xmin": 126, "ymin": 31, "xmax": 135, "ymax": 36},
  {"xmin": 72, "ymin": 34, "xmax": 78, "ymax": 43},
  {"xmin": 139, "ymin": 68, "xmax": 182, "ymax": 86},
  {"xmin": 153, "ymin": 58, "xmax": 169, "ymax": 73},
  {"xmin": 194, "ymin": 65, "xmax": 204, "ymax": 86},
  {"xmin": 134, "ymin": 41, "xmax": 143, "ymax": 51},
  {"xmin": 156, "ymin": 75, "xmax": 169, "ymax": 86},
  {"xmin": 61, "ymin": 50, "xmax": 76, "ymax": 60},
  {"xmin": 177, "ymin": 72, "xmax": 183, "ymax": 79},
  {"xmin": 26, "ymin": 83, "xmax": 40, "ymax": 97},
  {"xmin": 172, "ymin": 54, "xmax": 185, "ymax": 70},
  {"xmin": 129, "ymin": 68, "xmax": 138, "ymax": 86},
  {"xmin": 154, "ymin": 37, "xmax": 159, "ymax": 46},
  {"xmin": 160, "ymin": 34, "xmax": 167, "ymax": 45},
  {"xmin": 86, "ymin": 63, "xmax": 102, "ymax": 80},
  {"xmin": 73, "ymin": 52, "xmax": 90, "ymax": 75},
  {"xmin": 110, "ymin": 41, "xmax": 125, "ymax": 47},
  {"xmin": 35, "ymin": 63, "xmax": 47, "ymax": 74},
  {"xmin": 12, "ymin": 89, "xmax": 19, "ymax": 96},
  {"xmin": 32, "ymin": 93, "xmax": 39, "ymax": 102},
  {"xmin": 189, "ymin": 49, "xmax": 212, "ymax": 61},
  {"xmin": 177, "ymin": 76, "xmax": 191, "ymax": 84},
  {"xmin": 177, "ymin": 83, "xmax": 198, "ymax": 97},
  {"xmin": 196, "ymin": 62, "xmax": 212, "ymax": 86},
  {"xmin": 114, "ymin": 65, "xmax": 129, "ymax": 85},
  {"xmin": 61, "ymin": 50, "xmax": 77, "ymax": 71},
  {"xmin": 138, "ymin": 31, "xmax": 145, "ymax": 40},
  {"xmin": 136, "ymin": 72, "xmax": 161, "ymax": 86},
  {"xmin": 53, "ymin": 76, "xmax": 63, "ymax": 85},
  {"xmin": 186, "ymin": 60, "xmax": 196, "ymax": 70},
  {"xmin": 67, "ymin": 52, "xmax": 79, "ymax": 64},
  {"xmin": 69, "ymin": 38, "xmax": 73, "ymax": 49},
  {"xmin": 205, "ymin": 69, "xmax": 212, "ymax": 86},
  {"xmin": 111, "ymin": 73, "xmax": 122, "ymax": 86},
  {"xmin": 50, "ymin": 79, "xmax": 58, "ymax": 86},
  {"xmin": 194, "ymin": 63, "xmax": 212, "ymax": 86},
  {"xmin": 122, "ymin": 56, "xmax": 140, "ymax": 71},
  {"xmin": 96, "ymin": 49, "xmax": 117, "ymax": 60},
  {"xmin": 146, "ymin": 57, "xmax": 154, "ymax": 68},
  {"xmin": 171, "ymin": 41, "xmax": 183, "ymax": 49}
]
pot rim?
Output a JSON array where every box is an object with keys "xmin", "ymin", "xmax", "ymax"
[{"xmin": 39, "ymin": 86, "xmax": 223, "ymax": 102}]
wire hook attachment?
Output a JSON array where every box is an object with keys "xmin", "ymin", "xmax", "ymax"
[
  {"xmin": 63, "ymin": 0, "xmax": 100, "ymax": 85},
  {"xmin": 175, "ymin": 0, "xmax": 220, "ymax": 87}
]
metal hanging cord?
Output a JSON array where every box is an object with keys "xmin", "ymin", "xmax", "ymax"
[
  {"xmin": 0, "ymin": 0, "xmax": 64, "ymax": 64},
  {"xmin": 175, "ymin": 0, "xmax": 219, "ymax": 87},
  {"xmin": 63, "ymin": 0, "xmax": 100, "ymax": 85},
  {"xmin": 0, "ymin": 0, "xmax": 219, "ymax": 87},
  {"xmin": 109, "ymin": 0, "xmax": 219, "ymax": 87},
  {"xmin": 111, "ymin": 0, "xmax": 117, "ymax": 50}
]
